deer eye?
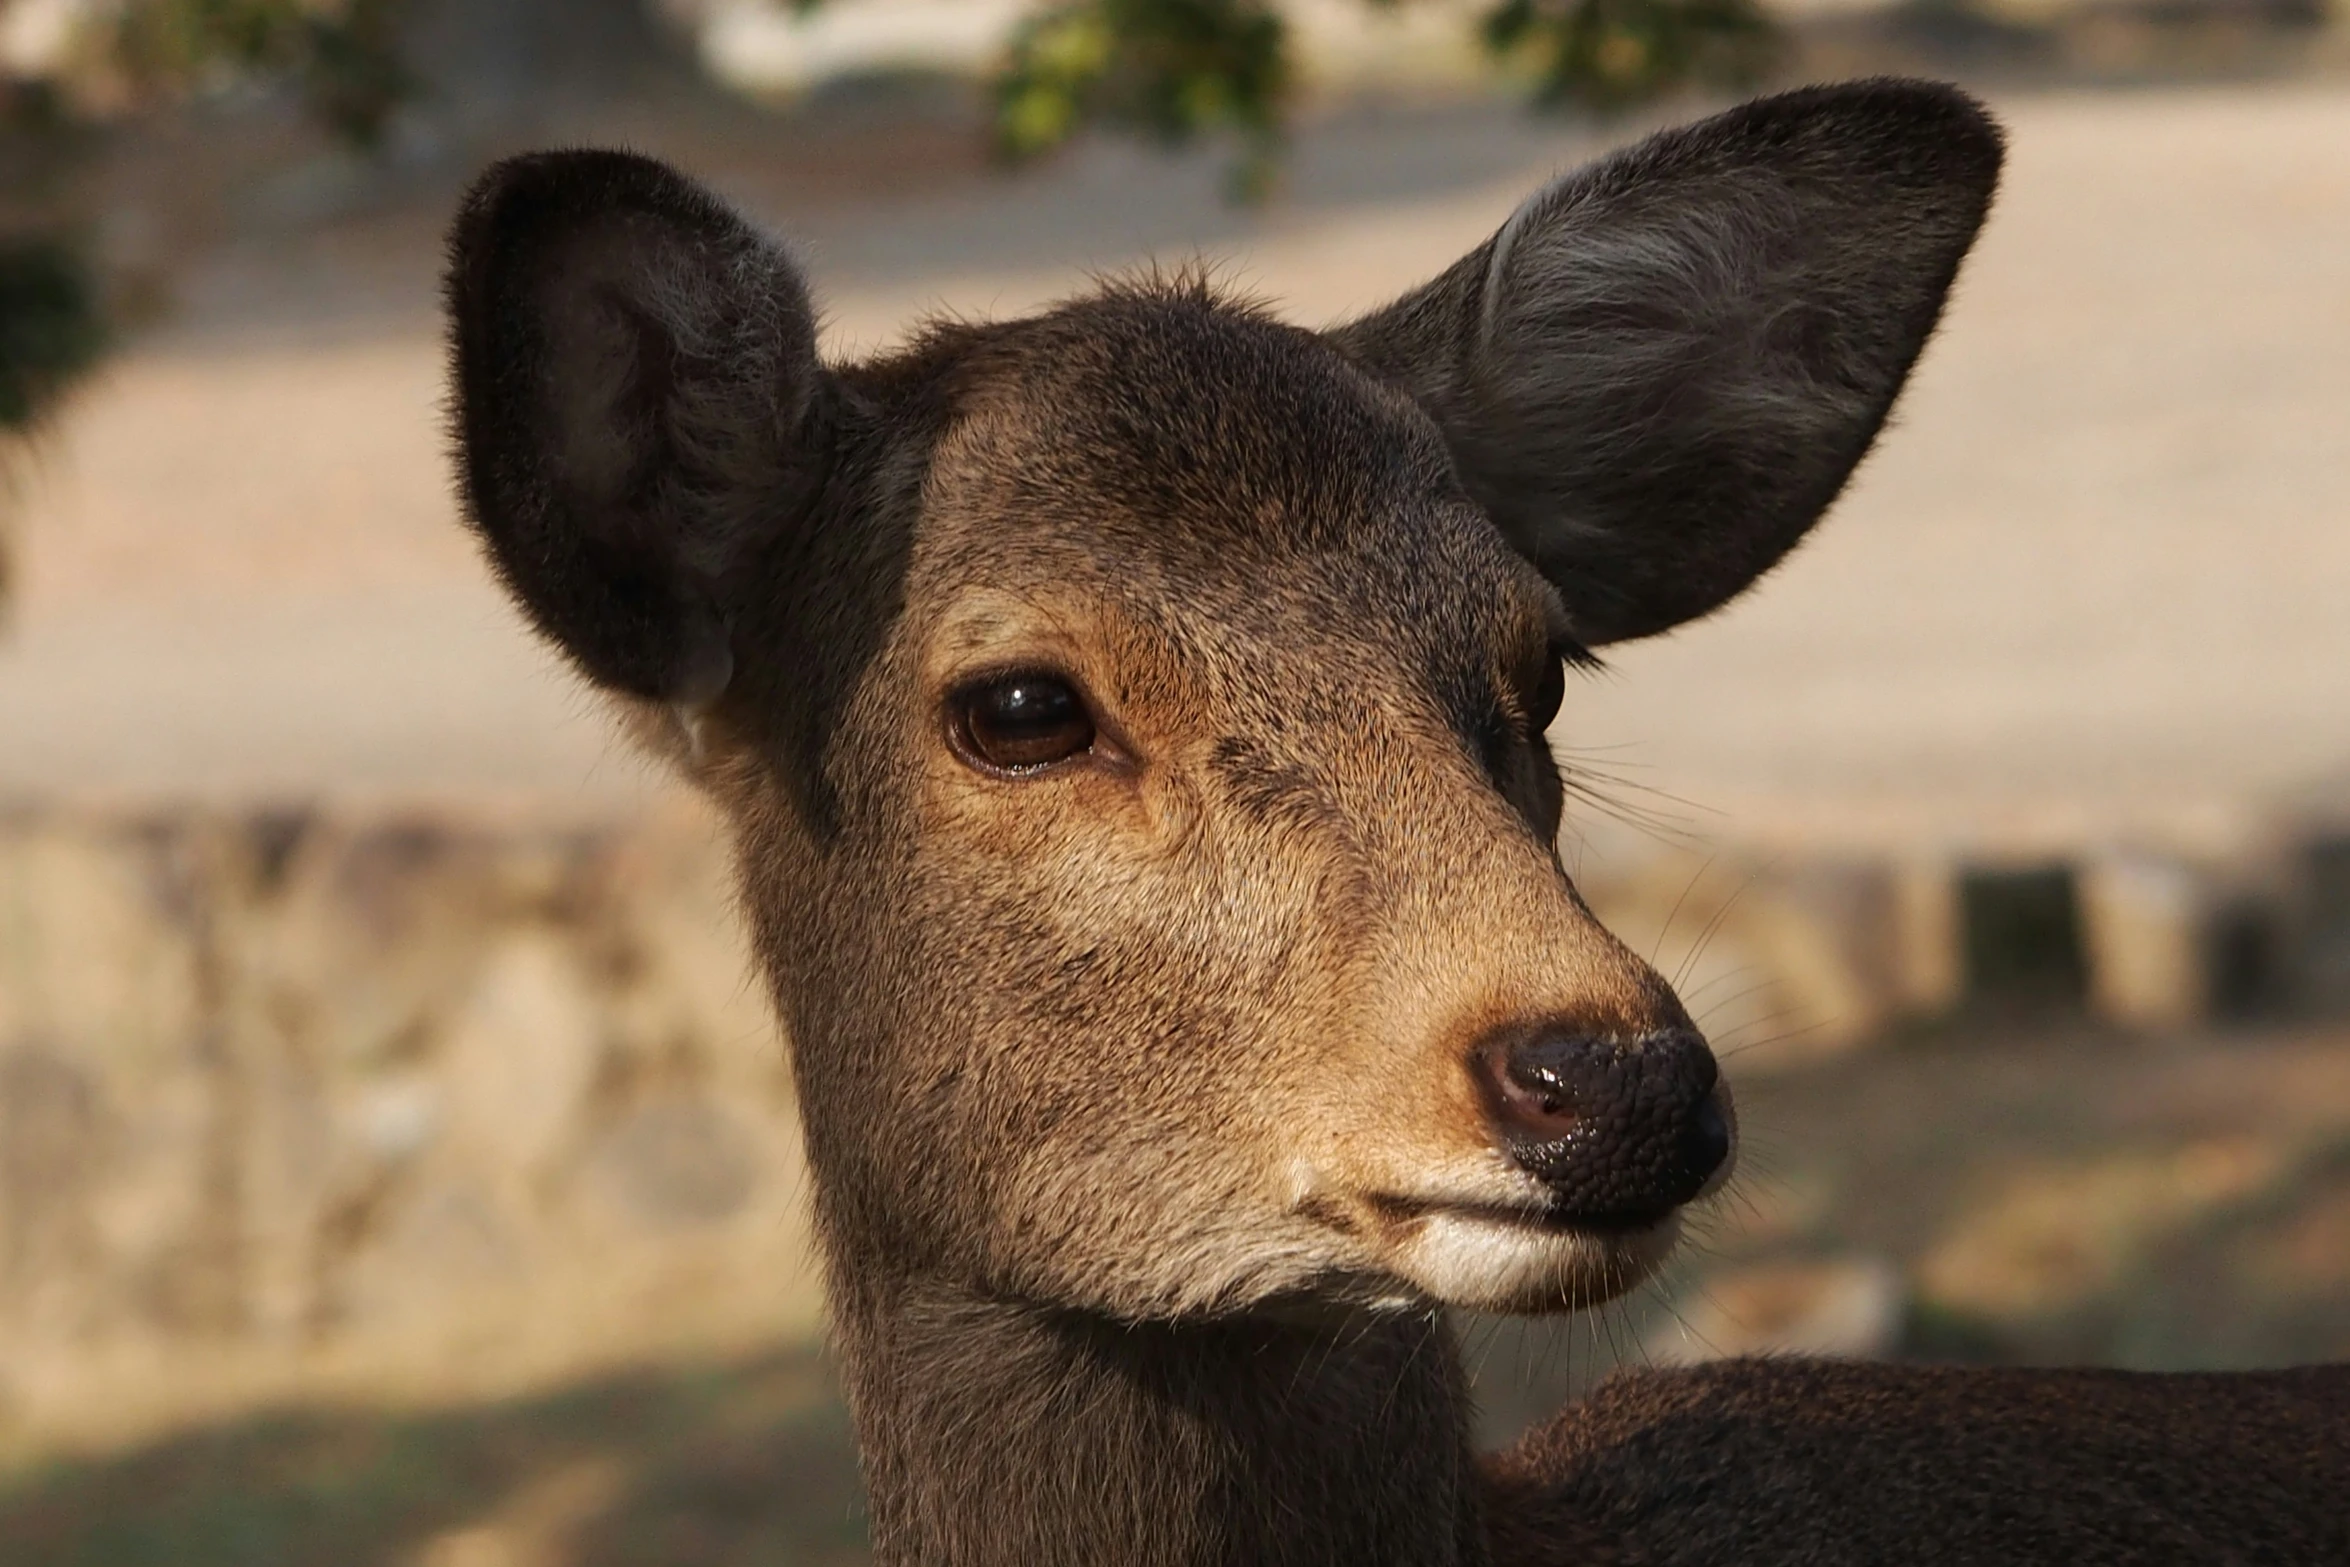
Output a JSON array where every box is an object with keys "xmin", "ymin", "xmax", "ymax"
[{"xmin": 952, "ymin": 673, "xmax": 1097, "ymax": 774}]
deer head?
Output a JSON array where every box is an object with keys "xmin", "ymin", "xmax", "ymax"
[{"xmin": 444, "ymin": 82, "xmax": 1998, "ymax": 1330}]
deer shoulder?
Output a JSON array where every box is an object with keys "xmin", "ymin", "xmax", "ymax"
[{"xmin": 1489, "ymin": 1358, "xmax": 2350, "ymax": 1566}]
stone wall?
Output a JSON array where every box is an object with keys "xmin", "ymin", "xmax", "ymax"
[{"xmin": 0, "ymin": 802, "xmax": 820, "ymax": 1457}]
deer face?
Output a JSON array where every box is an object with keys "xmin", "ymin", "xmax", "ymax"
[
  {"xmin": 444, "ymin": 85, "xmax": 1999, "ymax": 1321},
  {"xmin": 734, "ymin": 297, "xmax": 1726, "ymax": 1318}
]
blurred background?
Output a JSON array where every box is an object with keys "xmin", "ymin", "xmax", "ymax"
[{"xmin": 0, "ymin": 1, "xmax": 2346, "ymax": 1562}]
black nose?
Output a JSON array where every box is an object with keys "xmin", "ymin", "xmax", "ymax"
[{"xmin": 1474, "ymin": 1025, "xmax": 1729, "ymax": 1227}]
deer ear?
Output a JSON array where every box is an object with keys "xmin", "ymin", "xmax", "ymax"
[
  {"xmin": 445, "ymin": 149, "xmax": 829, "ymax": 707},
  {"xmin": 1332, "ymin": 80, "xmax": 2001, "ymax": 646}
]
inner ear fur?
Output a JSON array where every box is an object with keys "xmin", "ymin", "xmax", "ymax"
[
  {"xmin": 1332, "ymin": 79, "xmax": 2003, "ymax": 646},
  {"xmin": 445, "ymin": 149, "xmax": 829, "ymax": 706}
]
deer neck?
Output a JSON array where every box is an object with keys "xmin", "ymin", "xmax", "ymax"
[{"xmin": 827, "ymin": 1263, "xmax": 1491, "ymax": 1567}]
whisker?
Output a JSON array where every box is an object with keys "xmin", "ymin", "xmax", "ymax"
[
  {"xmin": 1689, "ymin": 973, "xmax": 1777, "ymax": 1025},
  {"xmin": 1718, "ymin": 1020, "xmax": 1830, "ymax": 1062},
  {"xmin": 1713, "ymin": 1005, "xmax": 1815, "ymax": 1052},
  {"xmin": 1650, "ymin": 855, "xmax": 1718, "ymax": 971},
  {"xmin": 1672, "ymin": 864, "xmax": 1767, "ymax": 990}
]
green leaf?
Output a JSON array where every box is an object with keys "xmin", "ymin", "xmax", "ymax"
[
  {"xmin": 1482, "ymin": 0, "xmax": 1779, "ymax": 110},
  {"xmin": 0, "ymin": 237, "xmax": 105, "ymax": 435},
  {"xmin": 992, "ymin": 0, "xmax": 1293, "ymax": 200}
]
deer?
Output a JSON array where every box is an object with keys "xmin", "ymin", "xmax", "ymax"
[{"xmin": 442, "ymin": 79, "xmax": 2348, "ymax": 1566}]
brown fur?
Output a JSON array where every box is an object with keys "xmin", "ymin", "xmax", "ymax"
[
  {"xmin": 443, "ymin": 82, "xmax": 2346, "ymax": 1567},
  {"xmin": 1491, "ymin": 1360, "xmax": 2350, "ymax": 1565}
]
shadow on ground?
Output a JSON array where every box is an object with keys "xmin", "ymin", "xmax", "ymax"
[{"xmin": 0, "ymin": 1348, "xmax": 869, "ymax": 1567}]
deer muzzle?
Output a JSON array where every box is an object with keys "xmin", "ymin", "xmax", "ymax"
[{"xmin": 1474, "ymin": 1024, "xmax": 1733, "ymax": 1229}]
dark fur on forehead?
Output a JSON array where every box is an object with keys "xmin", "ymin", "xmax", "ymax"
[
  {"xmin": 918, "ymin": 278, "xmax": 1563, "ymax": 721},
  {"xmin": 942, "ymin": 273, "xmax": 1468, "ymax": 558}
]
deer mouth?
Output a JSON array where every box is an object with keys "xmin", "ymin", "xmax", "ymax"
[
  {"xmin": 1365, "ymin": 1192, "xmax": 1684, "ymax": 1240},
  {"xmin": 1308, "ymin": 1187, "xmax": 1686, "ymax": 1314}
]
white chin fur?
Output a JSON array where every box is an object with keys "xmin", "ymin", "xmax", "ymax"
[{"xmin": 1391, "ymin": 1209, "xmax": 1682, "ymax": 1315}]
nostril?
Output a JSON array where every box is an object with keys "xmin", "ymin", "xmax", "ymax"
[{"xmin": 1483, "ymin": 1038, "xmax": 1584, "ymax": 1143}]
